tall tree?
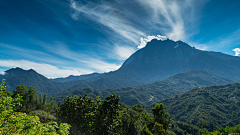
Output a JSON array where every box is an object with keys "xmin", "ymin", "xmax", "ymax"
[
  {"xmin": 12, "ymin": 84, "xmax": 37, "ymax": 113},
  {"xmin": 151, "ymin": 103, "xmax": 170, "ymax": 130}
]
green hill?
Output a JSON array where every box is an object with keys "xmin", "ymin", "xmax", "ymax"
[{"xmin": 147, "ymin": 83, "xmax": 240, "ymax": 131}]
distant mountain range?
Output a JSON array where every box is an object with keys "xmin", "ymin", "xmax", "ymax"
[
  {"xmin": 146, "ymin": 83, "xmax": 240, "ymax": 131},
  {"xmin": 54, "ymin": 70, "xmax": 234, "ymax": 106},
  {"xmin": 51, "ymin": 39, "xmax": 240, "ymax": 90},
  {"xmin": 1, "ymin": 39, "xmax": 240, "ymax": 95},
  {"xmin": 0, "ymin": 67, "xmax": 83, "ymax": 94},
  {"xmin": 50, "ymin": 72, "xmax": 101, "ymax": 83}
]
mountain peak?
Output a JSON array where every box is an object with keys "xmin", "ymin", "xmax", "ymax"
[
  {"xmin": 120, "ymin": 39, "xmax": 199, "ymax": 82},
  {"xmin": 4, "ymin": 67, "xmax": 39, "ymax": 78},
  {"xmin": 5, "ymin": 67, "xmax": 25, "ymax": 73},
  {"xmin": 142, "ymin": 39, "xmax": 195, "ymax": 54},
  {"xmin": 28, "ymin": 68, "xmax": 37, "ymax": 73}
]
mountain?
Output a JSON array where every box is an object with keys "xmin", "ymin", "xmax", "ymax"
[
  {"xmin": 146, "ymin": 83, "xmax": 240, "ymax": 131},
  {"xmin": 1, "ymin": 67, "xmax": 84, "ymax": 94},
  {"xmin": 54, "ymin": 70, "xmax": 234, "ymax": 106},
  {"xmin": 51, "ymin": 72, "xmax": 101, "ymax": 83},
  {"xmin": 3, "ymin": 39, "xmax": 240, "ymax": 94},
  {"xmin": 61, "ymin": 39, "xmax": 240, "ymax": 91},
  {"xmin": 120, "ymin": 39, "xmax": 240, "ymax": 82}
]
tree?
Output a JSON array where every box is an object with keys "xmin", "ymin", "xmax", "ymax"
[
  {"xmin": 151, "ymin": 103, "xmax": 170, "ymax": 130},
  {"xmin": 12, "ymin": 84, "xmax": 37, "ymax": 113},
  {"xmin": 95, "ymin": 94, "xmax": 121, "ymax": 134}
]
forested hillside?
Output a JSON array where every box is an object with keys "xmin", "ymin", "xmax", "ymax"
[
  {"xmin": 3, "ymin": 78, "xmax": 240, "ymax": 134},
  {"xmin": 1, "ymin": 79, "xmax": 202, "ymax": 135},
  {"xmin": 147, "ymin": 83, "xmax": 240, "ymax": 131},
  {"xmin": 55, "ymin": 70, "xmax": 234, "ymax": 106}
]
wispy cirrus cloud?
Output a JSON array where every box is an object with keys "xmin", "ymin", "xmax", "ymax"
[
  {"xmin": 0, "ymin": 43, "xmax": 63, "ymax": 65},
  {"xmin": 193, "ymin": 28, "xmax": 240, "ymax": 53},
  {"xmin": 68, "ymin": 0, "xmax": 207, "ymax": 71},
  {"xmin": 0, "ymin": 0, "xmax": 209, "ymax": 78},
  {"xmin": 70, "ymin": 0, "xmax": 146, "ymax": 45},
  {"xmin": 136, "ymin": 0, "xmax": 204, "ymax": 41},
  {"xmin": 136, "ymin": 0, "xmax": 185, "ymax": 40},
  {"xmin": 38, "ymin": 42, "xmax": 121, "ymax": 73},
  {"xmin": 208, "ymin": 29, "xmax": 240, "ymax": 49},
  {"xmin": 0, "ymin": 42, "xmax": 121, "ymax": 77},
  {"xmin": 70, "ymin": 0, "xmax": 205, "ymax": 53}
]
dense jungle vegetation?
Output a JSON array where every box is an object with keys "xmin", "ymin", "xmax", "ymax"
[{"xmin": 1, "ymin": 79, "xmax": 240, "ymax": 135}]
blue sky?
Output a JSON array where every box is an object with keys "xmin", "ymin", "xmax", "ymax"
[{"xmin": 0, "ymin": 0, "xmax": 240, "ymax": 78}]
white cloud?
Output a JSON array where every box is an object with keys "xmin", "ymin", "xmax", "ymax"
[
  {"xmin": 114, "ymin": 45, "xmax": 136, "ymax": 60},
  {"xmin": 0, "ymin": 72, "xmax": 6, "ymax": 75},
  {"xmin": 233, "ymin": 48, "xmax": 240, "ymax": 56},
  {"xmin": 138, "ymin": 35, "xmax": 167, "ymax": 49},
  {"xmin": 0, "ymin": 59, "xmax": 94, "ymax": 78}
]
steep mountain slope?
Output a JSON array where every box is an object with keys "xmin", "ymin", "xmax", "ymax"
[
  {"xmin": 62, "ymin": 39, "xmax": 240, "ymax": 91},
  {"xmin": 55, "ymin": 70, "xmax": 234, "ymax": 106},
  {"xmin": 147, "ymin": 83, "xmax": 240, "ymax": 131},
  {"xmin": 120, "ymin": 39, "xmax": 200, "ymax": 82},
  {"xmin": 120, "ymin": 39, "xmax": 240, "ymax": 82}
]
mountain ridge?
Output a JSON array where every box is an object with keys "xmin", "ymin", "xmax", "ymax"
[
  {"xmin": 54, "ymin": 70, "xmax": 234, "ymax": 106},
  {"xmin": 56, "ymin": 39, "xmax": 240, "ymax": 90}
]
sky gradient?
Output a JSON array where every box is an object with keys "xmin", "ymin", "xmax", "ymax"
[{"xmin": 0, "ymin": 0, "xmax": 240, "ymax": 78}]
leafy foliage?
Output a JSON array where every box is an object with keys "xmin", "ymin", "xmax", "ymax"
[
  {"xmin": 0, "ymin": 79, "xmax": 70, "ymax": 134},
  {"xmin": 29, "ymin": 110, "xmax": 57, "ymax": 123},
  {"xmin": 55, "ymin": 93, "xmax": 178, "ymax": 134},
  {"xmin": 36, "ymin": 94, "xmax": 56, "ymax": 113},
  {"xmin": 200, "ymin": 124, "xmax": 240, "ymax": 135}
]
